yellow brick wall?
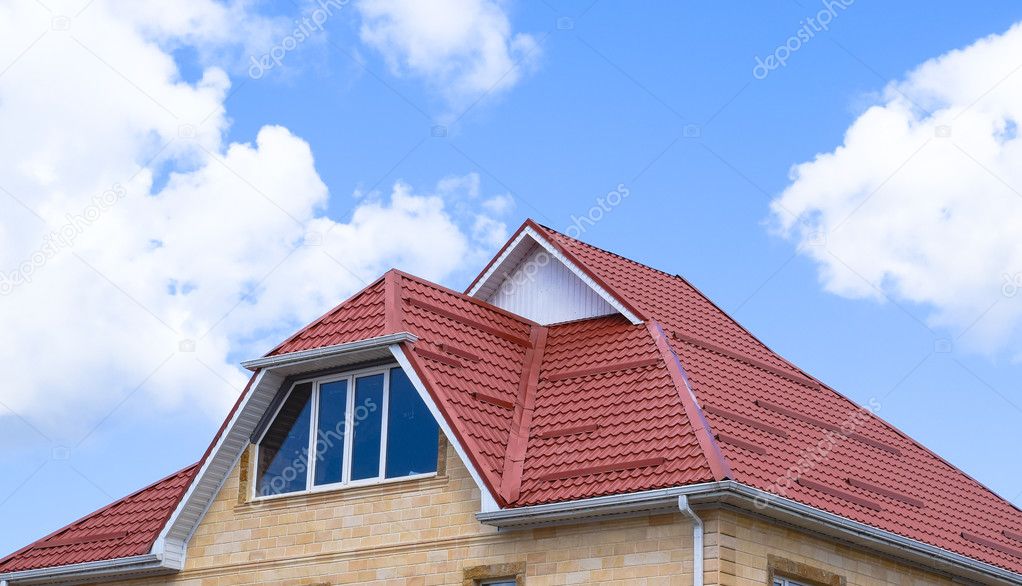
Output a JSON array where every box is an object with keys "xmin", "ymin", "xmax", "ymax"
[
  {"xmin": 106, "ymin": 443, "xmax": 957, "ymax": 586},
  {"xmin": 113, "ymin": 442, "xmax": 695, "ymax": 585},
  {"xmin": 704, "ymin": 509, "xmax": 954, "ymax": 586}
]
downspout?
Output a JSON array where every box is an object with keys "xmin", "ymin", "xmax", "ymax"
[{"xmin": 678, "ymin": 495, "xmax": 703, "ymax": 586}]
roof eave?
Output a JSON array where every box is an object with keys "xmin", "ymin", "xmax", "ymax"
[
  {"xmin": 477, "ymin": 480, "xmax": 1022, "ymax": 586},
  {"xmin": 0, "ymin": 553, "xmax": 177, "ymax": 586}
]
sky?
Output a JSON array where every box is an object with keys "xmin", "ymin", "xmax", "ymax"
[{"xmin": 2, "ymin": 0, "xmax": 1022, "ymax": 557}]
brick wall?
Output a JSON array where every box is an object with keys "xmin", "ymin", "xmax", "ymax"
[
  {"xmin": 109, "ymin": 443, "xmax": 954, "ymax": 586},
  {"xmin": 115, "ymin": 442, "xmax": 694, "ymax": 585},
  {"xmin": 703, "ymin": 509, "xmax": 954, "ymax": 586}
]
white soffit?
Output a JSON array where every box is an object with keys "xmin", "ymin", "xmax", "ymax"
[{"xmin": 468, "ymin": 226, "xmax": 641, "ymax": 325}]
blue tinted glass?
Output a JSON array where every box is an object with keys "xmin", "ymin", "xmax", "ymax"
[
  {"xmin": 256, "ymin": 382, "xmax": 312, "ymax": 496},
  {"xmin": 386, "ymin": 368, "xmax": 439, "ymax": 478},
  {"xmin": 351, "ymin": 374, "xmax": 384, "ymax": 481},
  {"xmin": 314, "ymin": 380, "xmax": 348, "ymax": 486}
]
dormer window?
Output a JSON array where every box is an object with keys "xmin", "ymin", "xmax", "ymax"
[{"xmin": 254, "ymin": 365, "xmax": 440, "ymax": 498}]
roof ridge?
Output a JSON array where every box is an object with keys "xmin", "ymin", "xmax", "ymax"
[
  {"xmin": 645, "ymin": 320, "xmax": 732, "ymax": 481},
  {"xmin": 498, "ymin": 324, "xmax": 548, "ymax": 504},
  {"xmin": 536, "ymin": 221, "xmax": 813, "ymax": 380}
]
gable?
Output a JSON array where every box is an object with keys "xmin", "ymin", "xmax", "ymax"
[
  {"xmin": 467, "ymin": 222, "xmax": 644, "ymax": 325},
  {"xmin": 483, "ymin": 240, "xmax": 618, "ymax": 324}
]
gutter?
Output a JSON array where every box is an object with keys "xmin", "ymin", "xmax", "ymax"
[
  {"xmin": 0, "ymin": 554, "xmax": 176, "ymax": 586},
  {"xmin": 240, "ymin": 332, "xmax": 417, "ymax": 371},
  {"xmin": 477, "ymin": 480, "xmax": 1022, "ymax": 586}
]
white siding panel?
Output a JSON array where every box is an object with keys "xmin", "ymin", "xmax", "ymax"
[{"xmin": 485, "ymin": 242, "xmax": 617, "ymax": 324}]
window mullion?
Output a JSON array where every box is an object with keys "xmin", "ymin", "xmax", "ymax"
[
  {"xmin": 379, "ymin": 369, "xmax": 390, "ymax": 480},
  {"xmin": 306, "ymin": 382, "xmax": 319, "ymax": 491},
  {"xmin": 342, "ymin": 374, "xmax": 356, "ymax": 484}
]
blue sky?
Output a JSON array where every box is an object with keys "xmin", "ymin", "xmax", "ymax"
[{"xmin": 2, "ymin": 0, "xmax": 1022, "ymax": 557}]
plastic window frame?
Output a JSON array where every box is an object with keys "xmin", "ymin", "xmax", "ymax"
[{"xmin": 251, "ymin": 363, "xmax": 437, "ymax": 501}]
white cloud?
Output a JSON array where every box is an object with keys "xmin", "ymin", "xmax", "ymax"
[
  {"xmin": 356, "ymin": 0, "xmax": 540, "ymax": 106},
  {"xmin": 771, "ymin": 22, "xmax": 1022, "ymax": 355},
  {"xmin": 0, "ymin": 1, "xmax": 509, "ymax": 434}
]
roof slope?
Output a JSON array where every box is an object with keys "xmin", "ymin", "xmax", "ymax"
[
  {"xmin": 527, "ymin": 221, "xmax": 1022, "ymax": 574},
  {"xmin": 0, "ymin": 464, "xmax": 198, "ymax": 573},
  {"xmin": 517, "ymin": 315, "xmax": 716, "ymax": 505},
  {"xmin": 263, "ymin": 269, "xmax": 717, "ymax": 507},
  {"xmin": 7, "ymin": 220, "xmax": 1022, "ymax": 578}
]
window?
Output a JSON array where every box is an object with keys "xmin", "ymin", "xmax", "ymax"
[
  {"xmin": 480, "ymin": 581, "xmax": 516, "ymax": 586},
  {"xmin": 255, "ymin": 365, "xmax": 440, "ymax": 498},
  {"xmin": 767, "ymin": 555, "xmax": 845, "ymax": 586}
]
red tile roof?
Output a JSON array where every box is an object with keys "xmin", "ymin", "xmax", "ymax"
[
  {"xmin": 0, "ymin": 464, "xmax": 198, "ymax": 573},
  {"xmin": 5, "ymin": 218, "xmax": 1022, "ymax": 577},
  {"xmin": 523, "ymin": 220, "xmax": 1022, "ymax": 574}
]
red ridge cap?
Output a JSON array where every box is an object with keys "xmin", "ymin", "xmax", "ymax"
[
  {"xmin": 646, "ymin": 320, "xmax": 732, "ymax": 481},
  {"xmin": 499, "ymin": 325, "xmax": 548, "ymax": 503},
  {"xmin": 384, "ymin": 269, "xmax": 402, "ymax": 333}
]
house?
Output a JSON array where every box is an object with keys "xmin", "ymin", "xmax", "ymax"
[{"xmin": 2, "ymin": 219, "xmax": 1021, "ymax": 585}]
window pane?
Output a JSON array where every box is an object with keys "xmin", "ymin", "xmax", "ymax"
[
  {"xmin": 351, "ymin": 373, "xmax": 384, "ymax": 481},
  {"xmin": 313, "ymin": 380, "xmax": 348, "ymax": 486},
  {"xmin": 256, "ymin": 382, "xmax": 312, "ymax": 496},
  {"xmin": 386, "ymin": 367, "xmax": 439, "ymax": 478}
]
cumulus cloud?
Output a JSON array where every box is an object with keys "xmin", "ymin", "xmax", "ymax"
[
  {"xmin": 356, "ymin": 0, "xmax": 540, "ymax": 106},
  {"xmin": 0, "ymin": 1, "xmax": 509, "ymax": 433},
  {"xmin": 771, "ymin": 22, "xmax": 1022, "ymax": 355}
]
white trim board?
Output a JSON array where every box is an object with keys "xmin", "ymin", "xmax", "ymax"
[{"xmin": 467, "ymin": 226, "xmax": 641, "ymax": 325}]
